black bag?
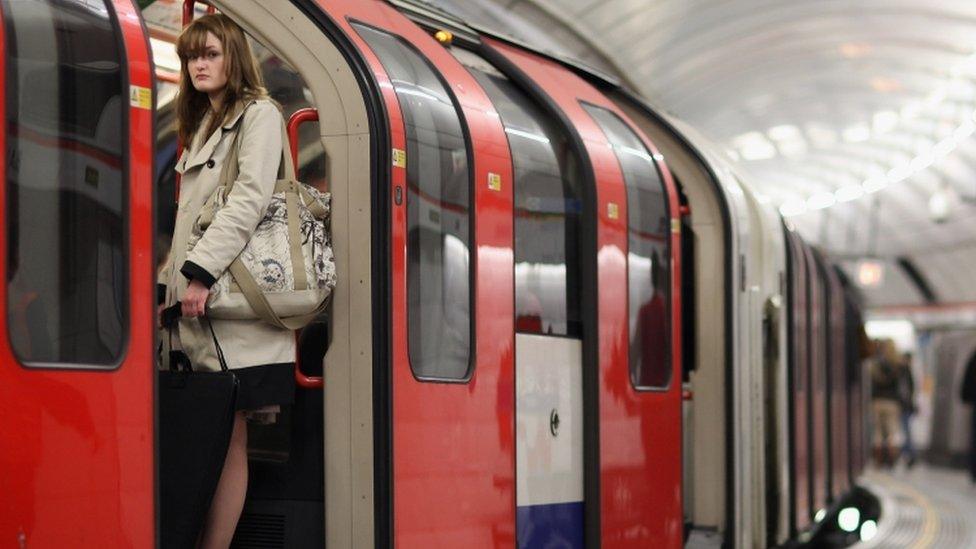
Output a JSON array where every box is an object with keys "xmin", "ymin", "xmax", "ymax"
[
  {"xmin": 963, "ymin": 350, "xmax": 976, "ymax": 404},
  {"xmin": 158, "ymin": 305, "xmax": 238, "ymax": 549}
]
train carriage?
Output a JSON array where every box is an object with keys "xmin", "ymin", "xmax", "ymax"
[
  {"xmin": 785, "ymin": 224, "xmax": 813, "ymax": 536},
  {"xmin": 0, "ymin": 0, "xmax": 869, "ymax": 547}
]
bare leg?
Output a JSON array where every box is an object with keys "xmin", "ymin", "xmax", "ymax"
[{"xmin": 199, "ymin": 412, "xmax": 248, "ymax": 549}]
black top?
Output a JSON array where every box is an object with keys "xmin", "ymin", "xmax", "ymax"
[
  {"xmin": 871, "ymin": 359, "xmax": 901, "ymax": 401},
  {"xmin": 962, "ymin": 350, "xmax": 976, "ymax": 404}
]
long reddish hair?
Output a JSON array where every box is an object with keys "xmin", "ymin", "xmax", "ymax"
[{"xmin": 175, "ymin": 13, "xmax": 267, "ymax": 146}]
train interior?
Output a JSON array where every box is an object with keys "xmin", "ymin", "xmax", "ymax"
[{"xmin": 146, "ymin": 1, "xmax": 373, "ymax": 545}]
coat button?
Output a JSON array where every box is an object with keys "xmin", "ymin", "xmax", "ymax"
[{"xmin": 206, "ymin": 159, "xmax": 215, "ymax": 169}]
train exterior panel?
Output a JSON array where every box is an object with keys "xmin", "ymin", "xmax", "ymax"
[
  {"xmin": 0, "ymin": 0, "xmax": 157, "ymax": 546},
  {"xmin": 515, "ymin": 335, "xmax": 585, "ymax": 545},
  {"xmin": 803, "ymin": 242, "xmax": 829, "ymax": 520},
  {"xmin": 313, "ymin": 1, "xmax": 520, "ymax": 544},
  {"xmin": 669, "ymin": 120, "xmax": 765, "ymax": 549},
  {"xmin": 820, "ymin": 249, "xmax": 850, "ymax": 500},
  {"xmin": 785, "ymin": 226, "xmax": 811, "ymax": 535},
  {"xmin": 741, "ymin": 181, "xmax": 791, "ymax": 546},
  {"xmin": 844, "ymin": 283, "xmax": 868, "ymax": 483},
  {"xmin": 486, "ymin": 37, "xmax": 683, "ymax": 546}
]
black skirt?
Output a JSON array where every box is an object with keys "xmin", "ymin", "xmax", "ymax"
[{"xmin": 232, "ymin": 362, "xmax": 295, "ymax": 410}]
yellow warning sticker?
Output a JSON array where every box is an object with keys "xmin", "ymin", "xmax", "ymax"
[
  {"xmin": 488, "ymin": 172, "xmax": 501, "ymax": 191},
  {"xmin": 607, "ymin": 202, "xmax": 619, "ymax": 220},
  {"xmin": 392, "ymin": 148, "xmax": 407, "ymax": 168},
  {"xmin": 129, "ymin": 85, "xmax": 152, "ymax": 110},
  {"xmin": 671, "ymin": 218, "xmax": 681, "ymax": 233}
]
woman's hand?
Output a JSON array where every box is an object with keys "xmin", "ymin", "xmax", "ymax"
[{"xmin": 182, "ymin": 279, "xmax": 210, "ymax": 318}]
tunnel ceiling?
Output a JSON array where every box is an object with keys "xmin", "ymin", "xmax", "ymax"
[{"xmin": 423, "ymin": 0, "xmax": 976, "ymax": 306}]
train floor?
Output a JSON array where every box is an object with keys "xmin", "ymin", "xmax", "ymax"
[{"xmin": 853, "ymin": 465, "xmax": 976, "ymax": 548}]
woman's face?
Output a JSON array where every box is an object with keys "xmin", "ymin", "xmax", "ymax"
[{"xmin": 187, "ymin": 31, "xmax": 228, "ymax": 96}]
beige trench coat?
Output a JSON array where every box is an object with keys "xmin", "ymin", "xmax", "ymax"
[{"xmin": 160, "ymin": 99, "xmax": 295, "ymax": 371}]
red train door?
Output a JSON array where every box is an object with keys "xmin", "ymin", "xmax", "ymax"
[
  {"xmin": 819, "ymin": 253, "xmax": 849, "ymax": 501},
  {"xmin": 804, "ymin": 244, "xmax": 828, "ymax": 520},
  {"xmin": 485, "ymin": 39, "xmax": 683, "ymax": 547},
  {"xmin": 0, "ymin": 0, "xmax": 155, "ymax": 546},
  {"xmin": 311, "ymin": 1, "xmax": 517, "ymax": 545},
  {"xmin": 844, "ymin": 288, "xmax": 866, "ymax": 483},
  {"xmin": 785, "ymin": 228, "xmax": 810, "ymax": 534}
]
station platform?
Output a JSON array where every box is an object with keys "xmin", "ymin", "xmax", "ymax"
[{"xmin": 853, "ymin": 466, "xmax": 976, "ymax": 548}]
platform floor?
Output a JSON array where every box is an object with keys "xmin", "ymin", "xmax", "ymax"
[{"xmin": 854, "ymin": 465, "xmax": 976, "ymax": 548}]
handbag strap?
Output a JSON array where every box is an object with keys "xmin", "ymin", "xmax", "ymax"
[
  {"xmin": 227, "ymin": 257, "xmax": 331, "ymax": 330},
  {"xmin": 215, "ymin": 108, "xmax": 294, "ymax": 199},
  {"xmin": 285, "ymin": 183, "xmax": 307, "ymax": 291},
  {"xmin": 198, "ymin": 101, "xmax": 262, "ymax": 229},
  {"xmin": 275, "ymin": 179, "xmax": 329, "ymax": 221},
  {"xmin": 205, "ymin": 316, "xmax": 230, "ymax": 372},
  {"xmin": 196, "ymin": 116, "xmax": 245, "ymax": 231}
]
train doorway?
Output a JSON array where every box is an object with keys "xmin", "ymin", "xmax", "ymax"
[
  {"xmin": 145, "ymin": 0, "xmax": 376, "ymax": 545},
  {"xmin": 148, "ymin": 2, "xmax": 331, "ymax": 544}
]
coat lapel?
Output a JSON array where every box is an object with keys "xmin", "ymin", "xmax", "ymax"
[
  {"xmin": 179, "ymin": 100, "xmax": 256, "ymax": 173},
  {"xmin": 181, "ymin": 123, "xmax": 224, "ymax": 173},
  {"xmin": 175, "ymin": 146, "xmax": 190, "ymax": 174},
  {"xmin": 220, "ymin": 99, "xmax": 254, "ymax": 131}
]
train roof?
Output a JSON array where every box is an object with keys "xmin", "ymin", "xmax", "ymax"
[{"xmin": 386, "ymin": 0, "xmax": 623, "ymax": 89}]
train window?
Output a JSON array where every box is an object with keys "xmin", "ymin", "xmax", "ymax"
[
  {"xmin": 787, "ymin": 238, "xmax": 807, "ymax": 393},
  {"xmin": 582, "ymin": 104, "xmax": 671, "ymax": 389},
  {"xmin": 452, "ymin": 47, "xmax": 583, "ymax": 338},
  {"xmin": 352, "ymin": 23, "xmax": 472, "ymax": 380},
  {"xmin": 3, "ymin": 0, "xmax": 128, "ymax": 367}
]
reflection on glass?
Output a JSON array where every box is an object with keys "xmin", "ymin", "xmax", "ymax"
[
  {"xmin": 354, "ymin": 23, "xmax": 472, "ymax": 380},
  {"xmin": 457, "ymin": 49, "xmax": 582, "ymax": 338},
  {"xmin": 4, "ymin": 0, "xmax": 127, "ymax": 366},
  {"xmin": 584, "ymin": 104, "xmax": 671, "ymax": 388}
]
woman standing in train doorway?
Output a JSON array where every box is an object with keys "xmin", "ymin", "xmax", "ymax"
[{"xmin": 160, "ymin": 13, "xmax": 296, "ymax": 548}]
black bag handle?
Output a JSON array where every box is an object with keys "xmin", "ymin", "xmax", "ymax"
[{"xmin": 162, "ymin": 302, "xmax": 229, "ymax": 372}]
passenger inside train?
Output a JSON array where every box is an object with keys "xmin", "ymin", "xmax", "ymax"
[
  {"xmin": 5, "ymin": 0, "xmax": 976, "ymax": 548},
  {"xmin": 157, "ymin": 12, "xmax": 329, "ymax": 547}
]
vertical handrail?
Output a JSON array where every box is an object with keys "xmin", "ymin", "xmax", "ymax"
[
  {"xmin": 288, "ymin": 108, "xmax": 319, "ymax": 169},
  {"xmin": 288, "ymin": 108, "xmax": 324, "ymax": 390},
  {"xmin": 182, "ymin": 0, "xmax": 216, "ymax": 28}
]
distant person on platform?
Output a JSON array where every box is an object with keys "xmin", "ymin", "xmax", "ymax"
[
  {"xmin": 899, "ymin": 352, "xmax": 918, "ymax": 468},
  {"xmin": 962, "ymin": 349, "xmax": 976, "ymax": 484},
  {"xmin": 870, "ymin": 339, "xmax": 903, "ymax": 468}
]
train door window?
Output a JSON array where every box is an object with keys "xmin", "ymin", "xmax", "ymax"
[
  {"xmin": 3, "ymin": 0, "xmax": 128, "ymax": 367},
  {"xmin": 452, "ymin": 47, "xmax": 583, "ymax": 338},
  {"xmin": 351, "ymin": 23, "xmax": 472, "ymax": 380},
  {"xmin": 788, "ymin": 238, "xmax": 807, "ymax": 393},
  {"xmin": 582, "ymin": 104, "xmax": 671, "ymax": 388}
]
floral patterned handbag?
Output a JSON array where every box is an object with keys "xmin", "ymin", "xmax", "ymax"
[{"xmin": 189, "ymin": 115, "xmax": 336, "ymax": 330}]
